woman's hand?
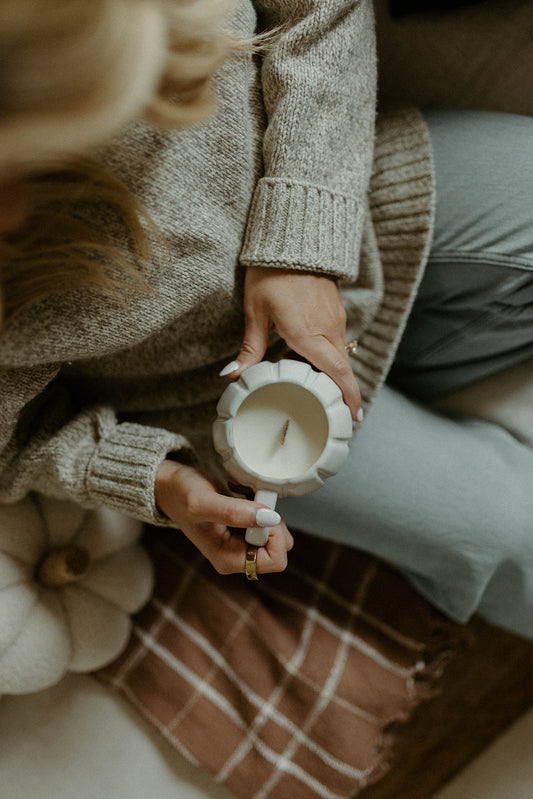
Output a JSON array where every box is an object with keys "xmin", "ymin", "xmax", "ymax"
[
  {"xmin": 155, "ymin": 459, "xmax": 293, "ymax": 576},
  {"xmin": 222, "ymin": 266, "xmax": 362, "ymax": 421}
]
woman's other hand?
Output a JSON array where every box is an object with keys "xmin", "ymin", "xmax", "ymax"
[
  {"xmin": 222, "ymin": 266, "xmax": 362, "ymax": 421},
  {"xmin": 155, "ymin": 459, "xmax": 293, "ymax": 576}
]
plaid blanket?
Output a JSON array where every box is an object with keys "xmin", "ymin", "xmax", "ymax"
[{"xmin": 97, "ymin": 528, "xmax": 464, "ymax": 799}]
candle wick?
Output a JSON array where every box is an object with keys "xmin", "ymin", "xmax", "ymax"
[{"xmin": 281, "ymin": 419, "xmax": 290, "ymax": 446}]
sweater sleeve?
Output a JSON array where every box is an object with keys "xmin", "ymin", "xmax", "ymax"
[
  {"xmin": 239, "ymin": 0, "xmax": 377, "ymax": 280},
  {"xmin": 0, "ymin": 365, "xmax": 189, "ymax": 526}
]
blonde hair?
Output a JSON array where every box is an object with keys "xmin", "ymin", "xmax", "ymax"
[{"xmin": 0, "ymin": 0, "xmax": 236, "ymax": 325}]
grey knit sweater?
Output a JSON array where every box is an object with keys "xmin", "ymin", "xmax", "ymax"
[{"xmin": 0, "ymin": 0, "xmax": 434, "ymax": 525}]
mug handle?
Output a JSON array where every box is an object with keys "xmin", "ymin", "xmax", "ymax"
[{"xmin": 245, "ymin": 489, "xmax": 279, "ymax": 546}]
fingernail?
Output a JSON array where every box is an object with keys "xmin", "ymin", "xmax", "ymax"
[
  {"xmin": 356, "ymin": 407, "xmax": 364, "ymax": 422},
  {"xmin": 255, "ymin": 508, "xmax": 281, "ymax": 527},
  {"xmin": 219, "ymin": 360, "xmax": 241, "ymax": 377}
]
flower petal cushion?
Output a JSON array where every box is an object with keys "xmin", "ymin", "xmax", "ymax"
[{"xmin": 0, "ymin": 494, "xmax": 154, "ymax": 695}]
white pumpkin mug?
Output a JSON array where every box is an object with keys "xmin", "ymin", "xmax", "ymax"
[{"xmin": 213, "ymin": 360, "xmax": 353, "ymax": 546}]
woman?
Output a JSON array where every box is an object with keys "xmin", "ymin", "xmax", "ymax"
[{"xmin": 0, "ymin": 0, "xmax": 532, "ymax": 637}]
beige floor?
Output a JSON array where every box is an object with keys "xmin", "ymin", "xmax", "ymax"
[
  {"xmin": 0, "ymin": 674, "xmax": 531, "ymax": 799},
  {"xmin": 432, "ymin": 707, "xmax": 533, "ymax": 799}
]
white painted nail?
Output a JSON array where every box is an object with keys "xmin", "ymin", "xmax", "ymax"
[
  {"xmin": 356, "ymin": 407, "xmax": 364, "ymax": 422},
  {"xmin": 255, "ymin": 508, "xmax": 281, "ymax": 527},
  {"xmin": 219, "ymin": 360, "xmax": 241, "ymax": 377}
]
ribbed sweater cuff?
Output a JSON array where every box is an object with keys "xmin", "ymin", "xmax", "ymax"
[
  {"xmin": 240, "ymin": 178, "xmax": 363, "ymax": 280},
  {"xmin": 86, "ymin": 423, "xmax": 188, "ymax": 526}
]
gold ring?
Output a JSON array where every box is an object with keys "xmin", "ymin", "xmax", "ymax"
[
  {"xmin": 345, "ymin": 339, "xmax": 358, "ymax": 356},
  {"xmin": 245, "ymin": 545, "xmax": 259, "ymax": 580}
]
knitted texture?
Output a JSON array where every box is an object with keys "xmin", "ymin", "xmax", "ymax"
[
  {"xmin": 354, "ymin": 106, "xmax": 436, "ymax": 409},
  {"xmin": 240, "ymin": 179, "xmax": 363, "ymax": 276},
  {"xmin": 0, "ymin": 1, "xmax": 434, "ymax": 522}
]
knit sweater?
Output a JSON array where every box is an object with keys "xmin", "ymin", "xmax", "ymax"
[{"xmin": 0, "ymin": 0, "xmax": 434, "ymax": 525}]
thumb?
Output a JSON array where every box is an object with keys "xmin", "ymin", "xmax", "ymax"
[{"xmin": 219, "ymin": 312, "xmax": 270, "ymax": 378}]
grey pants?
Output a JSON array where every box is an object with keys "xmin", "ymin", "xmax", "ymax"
[{"xmin": 280, "ymin": 110, "xmax": 533, "ymax": 639}]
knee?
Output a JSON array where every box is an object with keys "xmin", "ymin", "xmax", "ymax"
[{"xmin": 424, "ymin": 109, "xmax": 533, "ymax": 259}]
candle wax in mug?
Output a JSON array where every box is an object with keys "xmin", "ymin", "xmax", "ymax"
[{"xmin": 232, "ymin": 383, "xmax": 329, "ymax": 479}]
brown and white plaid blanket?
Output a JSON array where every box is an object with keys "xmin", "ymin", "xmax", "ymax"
[{"xmin": 97, "ymin": 528, "xmax": 463, "ymax": 799}]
